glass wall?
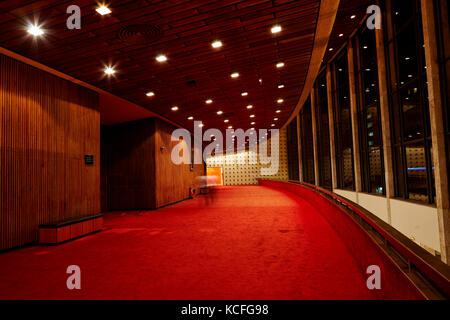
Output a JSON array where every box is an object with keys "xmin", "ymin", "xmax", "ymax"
[
  {"xmin": 385, "ymin": 0, "xmax": 435, "ymax": 203},
  {"xmin": 287, "ymin": 119, "xmax": 300, "ymax": 181},
  {"xmin": 354, "ymin": 27, "xmax": 385, "ymax": 195},
  {"xmin": 315, "ymin": 72, "xmax": 332, "ymax": 189},
  {"xmin": 435, "ymin": 0, "xmax": 450, "ymax": 189},
  {"xmin": 333, "ymin": 50, "xmax": 355, "ymax": 190},
  {"xmin": 300, "ymin": 97, "xmax": 315, "ymax": 184}
]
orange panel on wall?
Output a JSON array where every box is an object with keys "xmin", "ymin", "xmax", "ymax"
[{"xmin": 207, "ymin": 168, "xmax": 223, "ymax": 186}]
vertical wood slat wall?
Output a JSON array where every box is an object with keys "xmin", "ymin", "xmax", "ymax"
[
  {"xmin": 101, "ymin": 117, "xmax": 205, "ymax": 211},
  {"xmin": 154, "ymin": 119, "xmax": 205, "ymax": 208},
  {"xmin": 0, "ymin": 54, "xmax": 100, "ymax": 251}
]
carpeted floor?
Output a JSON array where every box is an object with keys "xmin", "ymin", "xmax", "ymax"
[{"xmin": 0, "ymin": 186, "xmax": 377, "ymax": 300}]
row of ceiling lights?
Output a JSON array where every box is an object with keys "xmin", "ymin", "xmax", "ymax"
[
  {"xmin": 145, "ymin": 21, "xmax": 285, "ymax": 130},
  {"xmin": 26, "ymin": 3, "xmax": 286, "ymax": 131}
]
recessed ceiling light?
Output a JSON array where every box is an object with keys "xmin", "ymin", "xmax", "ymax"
[
  {"xmin": 27, "ymin": 24, "xmax": 44, "ymax": 36},
  {"xmin": 96, "ymin": 5, "xmax": 112, "ymax": 15},
  {"xmin": 156, "ymin": 54, "xmax": 167, "ymax": 62},
  {"xmin": 250, "ymin": 115, "xmax": 255, "ymax": 118},
  {"xmin": 274, "ymin": 118, "xmax": 279, "ymax": 121},
  {"xmin": 171, "ymin": 106, "xmax": 179, "ymax": 111},
  {"xmin": 278, "ymin": 84, "xmax": 285, "ymax": 89},
  {"xmin": 259, "ymin": 78, "xmax": 263, "ymax": 84},
  {"xmin": 188, "ymin": 116, "xmax": 194, "ymax": 120},
  {"xmin": 271, "ymin": 124, "xmax": 276, "ymax": 127},
  {"xmin": 231, "ymin": 72, "xmax": 239, "ymax": 78},
  {"xmin": 104, "ymin": 66, "xmax": 115, "ymax": 75},
  {"xmin": 251, "ymin": 122, "xmax": 256, "ymax": 125},
  {"xmin": 271, "ymin": 24, "xmax": 282, "ymax": 34},
  {"xmin": 276, "ymin": 110, "xmax": 281, "ymax": 113},
  {"xmin": 206, "ymin": 99, "xmax": 213, "ymax": 104},
  {"xmin": 329, "ymin": 48, "xmax": 334, "ymax": 51},
  {"xmin": 241, "ymin": 92, "xmax": 248, "ymax": 96},
  {"xmin": 277, "ymin": 99, "xmax": 284, "ymax": 104},
  {"xmin": 339, "ymin": 33, "xmax": 344, "ymax": 37},
  {"xmin": 217, "ymin": 111, "xmax": 223, "ymax": 115},
  {"xmin": 211, "ymin": 40, "xmax": 222, "ymax": 48},
  {"xmin": 351, "ymin": 15, "xmax": 356, "ymax": 19},
  {"xmin": 276, "ymin": 62, "xmax": 285, "ymax": 68},
  {"xmin": 146, "ymin": 91, "xmax": 155, "ymax": 97},
  {"xmin": 224, "ymin": 119, "xmax": 229, "ymax": 123},
  {"xmin": 247, "ymin": 105, "xmax": 253, "ymax": 109},
  {"xmin": 228, "ymin": 126, "xmax": 233, "ymax": 129}
]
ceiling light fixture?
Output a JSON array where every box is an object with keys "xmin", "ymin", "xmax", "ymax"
[
  {"xmin": 231, "ymin": 72, "xmax": 239, "ymax": 78},
  {"xmin": 277, "ymin": 99, "xmax": 284, "ymax": 104},
  {"xmin": 104, "ymin": 66, "xmax": 116, "ymax": 75},
  {"xmin": 211, "ymin": 40, "xmax": 222, "ymax": 48},
  {"xmin": 247, "ymin": 105, "xmax": 253, "ymax": 109},
  {"xmin": 146, "ymin": 91, "xmax": 155, "ymax": 97},
  {"xmin": 278, "ymin": 84, "xmax": 285, "ymax": 89},
  {"xmin": 96, "ymin": 5, "xmax": 112, "ymax": 15},
  {"xmin": 156, "ymin": 54, "xmax": 167, "ymax": 62},
  {"xmin": 271, "ymin": 24, "xmax": 282, "ymax": 34},
  {"xmin": 171, "ymin": 106, "xmax": 179, "ymax": 111},
  {"xmin": 241, "ymin": 92, "xmax": 248, "ymax": 96},
  {"xmin": 188, "ymin": 116, "xmax": 194, "ymax": 120},
  {"xmin": 276, "ymin": 62, "xmax": 285, "ymax": 68},
  {"xmin": 224, "ymin": 119, "xmax": 229, "ymax": 123},
  {"xmin": 250, "ymin": 115, "xmax": 255, "ymax": 118},
  {"xmin": 206, "ymin": 99, "xmax": 213, "ymax": 104},
  {"xmin": 217, "ymin": 111, "xmax": 223, "ymax": 115},
  {"xmin": 27, "ymin": 24, "xmax": 44, "ymax": 36},
  {"xmin": 276, "ymin": 110, "xmax": 281, "ymax": 113}
]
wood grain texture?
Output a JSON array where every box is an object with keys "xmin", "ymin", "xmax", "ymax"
[
  {"xmin": 154, "ymin": 119, "xmax": 205, "ymax": 208},
  {"xmin": 101, "ymin": 118, "xmax": 157, "ymax": 210},
  {"xmin": 102, "ymin": 118, "xmax": 204, "ymax": 210},
  {"xmin": 0, "ymin": 54, "xmax": 100, "ymax": 251}
]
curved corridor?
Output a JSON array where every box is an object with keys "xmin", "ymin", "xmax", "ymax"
[{"xmin": 0, "ymin": 186, "xmax": 377, "ymax": 300}]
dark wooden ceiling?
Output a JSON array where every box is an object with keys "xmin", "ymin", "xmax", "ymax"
[
  {"xmin": 0, "ymin": 0, "xmax": 371, "ymax": 134},
  {"xmin": 0, "ymin": 0, "xmax": 320, "ymax": 132}
]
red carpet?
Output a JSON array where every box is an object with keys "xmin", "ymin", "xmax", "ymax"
[{"xmin": 0, "ymin": 186, "xmax": 380, "ymax": 300}]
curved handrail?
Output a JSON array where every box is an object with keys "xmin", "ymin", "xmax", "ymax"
[{"xmin": 285, "ymin": 180, "xmax": 450, "ymax": 298}]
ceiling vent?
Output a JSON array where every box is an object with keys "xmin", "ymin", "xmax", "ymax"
[{"xmin": 117, "ymin": 24, "xmax": 163, "ymax": 44}]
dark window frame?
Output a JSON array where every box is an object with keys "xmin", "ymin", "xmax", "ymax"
[
  {"xmin": 300, "ymin": 97, "xmax": 316, "ymax": 185},
  {"xmin": 332, "ymin": 49, "xmax": 356, "ymax": 191},
  {"xmin": 384, "ymin": 0, "xmax": 435, "ymax": 204},
  {"xmin": 314, "ymin": 71, "xmax": 332, "ymax": 190},
  {"xmin": 354, "ymin": 26, "xmax": 386, "ymax": 195},
  {"xmin": 287, "ymin": 119, "xmax": 300, "ymax": 181}
]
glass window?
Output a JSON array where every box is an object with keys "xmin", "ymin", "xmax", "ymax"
[
  {"xmin": 333, "ymin": 50, "xmax": 355, "ymax": 190},
  {"xmin": 315, "ymin": 72, "xmax": 332, "ymax": 189},
  {"xmin": 300, "ymin": 97, "xmax": 315, "ymax": 184},
  {"xmin": 385, "ymin": 0, "xmax": 435, "ymax": 203},
  {"xmin": 355, "ymin": 27, "xmax": 386, "ymax": 195},
  {"xmin": 434, "ymin": 0, "xmax": 450, "ymax": 191},
  {"xmin": 287, "ymin": 120, "xmax": 300, "ymax": 181}
]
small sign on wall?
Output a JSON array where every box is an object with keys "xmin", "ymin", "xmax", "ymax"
[{"xmin": 84, "ymin": 155, "xmax": 94, "ymax": 165}]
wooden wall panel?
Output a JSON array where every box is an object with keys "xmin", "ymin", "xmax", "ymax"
[
  {"xmin": 0, "ymin": 54, "xmax": 100, "ymax": 251},
  {"xmin": 101, "ymin": 119, "xmax": 156, "ymax": 210},
  {"xmin": 102, "ymin": 117, "xmax": 205, "ymax": 210},
  {"xmin": 154, "ymin": 119, "xmax": 205, "ymax": 208}
]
